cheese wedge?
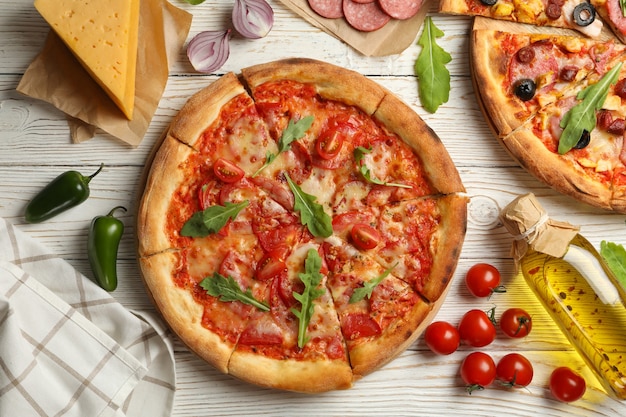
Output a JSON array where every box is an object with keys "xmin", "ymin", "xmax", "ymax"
[{"xmin": 34, "ymin": 0, "xmax": 141, "ymax": 119}]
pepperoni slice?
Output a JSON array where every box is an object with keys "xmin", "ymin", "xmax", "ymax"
[
  {"xmin": 308, "ymin": 0, "xmax": 344, "ymax": 19},
  {"xmin": 378, "ymin": 0, "xmax": 423, "ymax": 20},
  {"xmin": 343, "ymin": 0, "xmax": 391, "ymax": 32},
  {"xmin": 508, "ymin": 41, "xmax": 558, "ymax": 90}
]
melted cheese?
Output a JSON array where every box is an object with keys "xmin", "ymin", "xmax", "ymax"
[{"xmin": 34, "ymin": 0, "xmax": 140, "ymax": 119}]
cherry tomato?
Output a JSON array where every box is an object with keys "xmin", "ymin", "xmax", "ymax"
[
  {"xmin": 458, "ymin": 308, "xmax": 496, "ymax": 347},
  {"xmin": 350, "ymin": 223, "xmax": 381, "ymax": 250},
  {"xmin": 550, "ymin": 367, "xmax": 586, "ymax": 403},
  {"xmin": 342, "ymin": 313, "xmax": 381, "ymax": 339},
  {"xmin": 424, "ymin": 321, "xmax": 460, "ymax": 355},
  {"xmin": 460, "ymin": 351, "xmax": 496, "ymax": 393},
  {"xmin": 255, "ymin": 252, "xmax": 287, "ymax": 282},
  {"xmin": 465, "ymin": 263, "xmax": 505, "ymax": 297},
  {"xmin": 213, "ymin": 158, "xmax": 244, "ymax": 183},
  {"xmin": 500, "ymin": 307, "xmax": 532, "ymax": 338},
  {"xmin": 315, "ymin": 129, "xmax": 345, "ymax": 160},
  {"xmin": 496, "ymin": 353, "xmax": 534, "ymax": 388}
]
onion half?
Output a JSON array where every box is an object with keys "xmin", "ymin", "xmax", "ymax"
[
  {"xmin": 232, "ymin": 0, "xmax": 274, "ymax": 39},
  {"xmin": 187, "ymin": 30, "xmax": 231, "ymax": 74}
]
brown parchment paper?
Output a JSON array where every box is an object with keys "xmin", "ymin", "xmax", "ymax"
[
  {"xmin": 279, "ymin": 0, "xmax": 428, "ymax": 56},
  {"xmin": 16, "ymin": 0, "xmax": 192, "ymax": 147},
  {"xmin": 499, "ymin": 193, "xmax": 580, "ymax": 266}
]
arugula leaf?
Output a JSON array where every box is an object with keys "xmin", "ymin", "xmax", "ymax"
[
  {"xmin": 180, "ymin": 200, "xmax": 249, "ymax": 237},
  {"xmin": 253, "ymin": 116, "xmax": 314, "ymax": 176},
  {"xmin": 600, "ymin": 241, "xmax": 626, "ymax": 291},
  {"xmin": 285, "ymin": 173, "xmax": 333, "ymax": 238},
  {"xmin": 558, "ymin": 63, "xmax": 623, "ymax": 154},
  {"xmin": 200, "ymin": 273, "xmax": 270, "ymax": 311},
  {"xmin": 291, "ymin": 249, "xmax": 325, "ymax": 348},
  {"xmin": 414, "ymin": 16, "xmax": 451, "ymax": 113},
  {"xmin": 621, "ymin": 0, "xmax": 626, "ymax": 17},
  {"xmin": 184, "ymin": 0, "xmax": 206, "ymax": 4},
  {"xmin": 349, "ymin": 264, "xmax": 397, "ymax": 304},
  {"xmin": 353, "ymin": 146, "xmax": 412, "ymax": 189}
]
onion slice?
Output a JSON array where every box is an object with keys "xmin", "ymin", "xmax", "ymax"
[
  {"xmin": 187, "ymin": 30, "xmax": 231, "ymax": 74},
  {"xmin": 232, "ymin": 0, "xmax": 274, "ymax": 39}
]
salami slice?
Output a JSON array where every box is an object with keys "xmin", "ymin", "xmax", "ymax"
[
  {"xmin": 343, "ymin": 0, "xmax": 391, "ymax": 32},
  {"xmin": 378, "ymin": 0, "xmax": 423, "ymax": 20},
  {"xmin": 308, "ymin": 0, "xmax": 344, "ymax": 19}
]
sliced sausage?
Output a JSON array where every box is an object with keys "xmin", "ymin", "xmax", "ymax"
[
  {"xmin": 343, "ymin": 0, "xmax": 391, "ymax": 32},
  {"xmin": 308, "ymin": 0, "xmax": 344, "ymax": 19},
  {"xmin": 378, "ymin": 0, "xmax": 424, "ymax": 20}
]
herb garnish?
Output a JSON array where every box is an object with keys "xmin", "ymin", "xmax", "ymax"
[
  {"xmin": 414, "ymin": 16, "xmax": 451, "ymax": 113},
  {"xmin": 253, "ymin": 115, "xmax": 314, "ymax": 177},
  {"xmin": 558, "ymin": 63, "xmax": 622, "ymax": 154},
  {"xmin": 285, "ymin": 173, "xmax": 333, "ymax": 238},
  {"xmin": 349, "ymin": 263, "xmax": 397, "ymax": 303},
  {"xmin": 354, "ymin": 146, "xmax": 412, "ymax": 189},
  {"xmin": 200, "ymin": 272, "xmax": 270, "ymax": 311},
  {"xmin": 621, "ymin": 0, "xmax": 626, "ymax": 17},
  {"xmin": 600, "ymin": 241, "xmax": 626, "ymax": 291},
  {"xmin": 291, "ymin": 249, "xmax": 325, "ymax": 348},
  {"xmin": 181, "ymin": 200, "xmax": 249, "ymax": 237}
]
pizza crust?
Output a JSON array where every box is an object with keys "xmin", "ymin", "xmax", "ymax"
[
  {"xmin": 242, "ymin": 58, "xmax": 386, "ymax": 116},
  {"xmin": 228, "ymin": 352, "xmax": 353, "ymax": 393},
  {"xmin": 421, "ymin": 194, "xmax": 469, "ymax": 302},
  {"xmin": 168, "ymin": 71, "xmax": 247, "ymax": 148},
  {"xmin": 470, "ymin": 29, "xmax": 533, "ymax": 138},
  {"xmin": 139, "ymin": 251, "xmax": 234, "ymax": 373},
  {"xmin": 373, "ymin": 92, "xmax": 466, "ymax": 195},
  {"xmin": 137, "ymin": 134, "xmax": 196, "ymax": 257},
  {"xmin": 349, "ymin": 298, "xmax": 433, "ymax": 378},
  {"xmin": 504, "ymin": 128, "xmax": 613, "ymax": 211}
]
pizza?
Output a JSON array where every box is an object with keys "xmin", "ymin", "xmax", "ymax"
[
  {"xmin": 470, "ymin": 18, "xmax": 626, "ymax": 213},
  {"xmin": 591, "ymin": 0, "xmax": 626, "ymax": 43},
  {"xmin": 136, "ymin": 58, "xmax": 467, "ymax": 392},
  {"xmin": 439, "ymin": 0, "xmax": 604, "ymax": 38}
]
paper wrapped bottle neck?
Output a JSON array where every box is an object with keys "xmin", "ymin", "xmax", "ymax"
[
  {"xmin": 512, "ymin": 213, "xmax": 549, "ymax": 242},
  {"xmin": 499, "ymin": 193, "xmax": 580, "ymax": 262}
]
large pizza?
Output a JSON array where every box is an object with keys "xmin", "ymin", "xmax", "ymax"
[{"xmin": 137, "ymin": 58, "xmax": 467, "ymax": 393}]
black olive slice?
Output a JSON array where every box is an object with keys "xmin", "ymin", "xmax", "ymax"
[
  {"xmin": 573, "ymin": 3, "xmax": 596, "ymax": 27},
  {"xmin": 479, "ymin": 0, "xmax": 498, "ymax": 5},
  {"xmin": 574, "ymin": 130, "xmax": 591, "ymax": 149},
  {"xmin": 513, "ymin": 79, "xmax": 536, "ymax": 101}
]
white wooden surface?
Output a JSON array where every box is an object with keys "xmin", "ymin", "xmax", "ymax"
[{"xmin": 2, "ymin": 0, "xmax": 626, "ymax": 415}]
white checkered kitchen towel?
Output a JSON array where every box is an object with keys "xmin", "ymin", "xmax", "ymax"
[{"xmin": 0, "ymin": 218, "xmax": 176, "ymax": 417}]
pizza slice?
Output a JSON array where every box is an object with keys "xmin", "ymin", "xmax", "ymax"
[
  {"xmin": 244, "ymin": 59, "xmax": 464, "ymax": 211},
  {"xmin": 330, "ymin": 195, "xmax": 468, "ymax": 302},
  {"xmin": 321, "ymin": 236, "xmax": 433, "ymax": 378},
  {"xmin": 228, "ymin": 240, "xmax": 353, "ymax": 392},
  {"xmin": 440, "ymin": 0, "xmax": 604, "ymax": 38},
  {"xmin": 502, "ymin": 55, "xmax": 626, "ymax": 212},
  {"xmin": 591, "ymin": 0, "xmax": 626, "ymax": 43},
  {"xmin": 471, "ymin": 27, "xmax": 626, "ymax": 138},
  {"xmin": 138, "ymin": 232, "xmax": 272, "ymax": 374}
]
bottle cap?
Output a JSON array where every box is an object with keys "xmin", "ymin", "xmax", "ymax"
[{"xmin": 499, "ymin": 193, "xmax": 580, "ymax": 265}]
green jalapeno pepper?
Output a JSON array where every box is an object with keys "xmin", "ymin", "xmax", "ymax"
[
  {"xmin": 88, "ymin": 206, "xmax": 126, "ymax": 292},
  {"xmin": 25, "ymin": 164, "xmax": 104, "ymax": 223}
]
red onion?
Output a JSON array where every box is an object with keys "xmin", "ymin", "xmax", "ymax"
[
  {"xmin": 232, "ymin": 0, "xmax": 274, "ymax": 39},
  {"xmin": 187, "ymin": 30, "xmax": 231, "ymax": 74}
]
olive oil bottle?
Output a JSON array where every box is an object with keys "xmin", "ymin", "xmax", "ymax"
[{"xmin": 500, "ymin": 194, "xmax": 626, "ymax": 399}]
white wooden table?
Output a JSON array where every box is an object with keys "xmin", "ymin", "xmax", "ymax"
[{"xmin": 2, "ymin": 0, "xmax": 626, "ymax": 415}]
